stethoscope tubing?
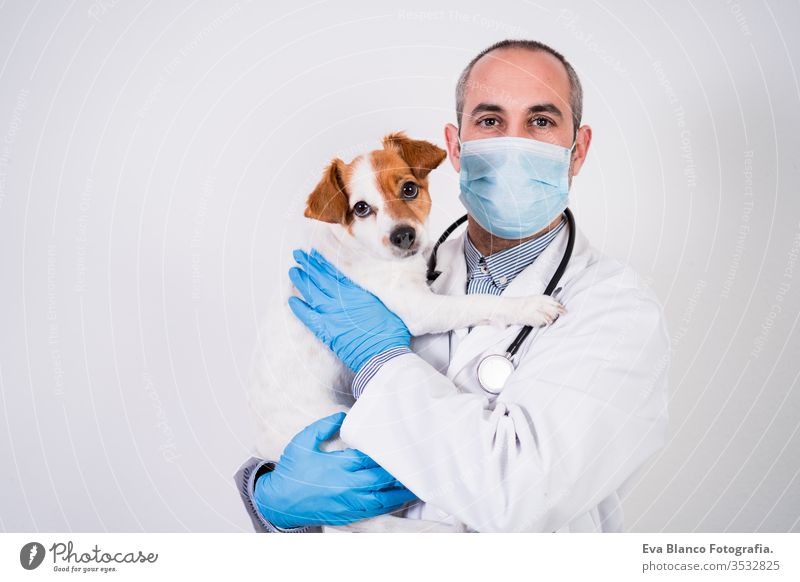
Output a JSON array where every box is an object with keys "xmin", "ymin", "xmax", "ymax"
[
  {"xmin": 427, "ymin": 207, "xmax": 576, "ymax": 363},
  {"xmin": 505, "ymin": 207, "xmax": 575, "ymax": 357}
]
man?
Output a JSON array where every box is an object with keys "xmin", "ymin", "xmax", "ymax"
[{"xmin": 235, "ymin": 39, "xmax": 670, "ymax": 533}]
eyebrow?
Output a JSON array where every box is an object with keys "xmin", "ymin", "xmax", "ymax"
[
  {"xmin": 468, "ymin": 102, "xmax": 564, "ymax": 119},
  {"xmin": 527, "ymin": 103, "xmax": 563, "ymax": 118}
]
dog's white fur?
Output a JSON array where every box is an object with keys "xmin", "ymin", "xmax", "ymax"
[{"xmin": 247, "ymin": 136, "xmax": 564, "ymax": 533}]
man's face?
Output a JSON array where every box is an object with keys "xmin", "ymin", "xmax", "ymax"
[{"xmin": 444, "ymin": 48, "xmax": 591, "ymax": 186}]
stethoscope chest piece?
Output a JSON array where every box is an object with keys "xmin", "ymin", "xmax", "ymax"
[
  {"xmin": 477, "ymin": 353, "xmax": 515, "ymax": 394},
  {"xmin": 430, "ymin": 208, "xmax": 575, "ymax": 396}
]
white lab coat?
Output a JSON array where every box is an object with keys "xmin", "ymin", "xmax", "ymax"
[{"xmin": 340, "ymin": 222, "xmax": 671, "ymax": 532}]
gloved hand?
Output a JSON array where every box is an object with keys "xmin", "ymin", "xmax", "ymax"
[
  {"xmin": 288, "ymin": 248, "xmax": 410, "ymax": 373},
  {"xmin": 254, "ymin": 412, "xmax": 416, "ymax": 529}
]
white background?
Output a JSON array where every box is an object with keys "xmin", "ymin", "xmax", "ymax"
[{"xmin": 0, "ymin": 0, "xmax": 798, "ymax": 532}]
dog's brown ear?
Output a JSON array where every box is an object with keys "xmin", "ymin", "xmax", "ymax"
[
  {"xmin": 382, "ymin": 132, "xmax": 447, "ymax": 180},
  {"xmin": 304, "ymin": 158, "xmax": 350, "ymax": 224}
]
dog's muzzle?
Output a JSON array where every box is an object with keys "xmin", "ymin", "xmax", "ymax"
[{"xmin": 390, "ymin": 225, "xmax": 416, "ymax": 250}]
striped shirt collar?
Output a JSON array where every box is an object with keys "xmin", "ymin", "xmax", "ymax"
[{"xmin": 464, "ymin": 216, "xmax": 566, "ymax": 294}]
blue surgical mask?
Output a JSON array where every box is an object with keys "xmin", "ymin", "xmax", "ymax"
[{"xmin": 458, "ymin": 135, "xmax": 574, "ymax": 239}]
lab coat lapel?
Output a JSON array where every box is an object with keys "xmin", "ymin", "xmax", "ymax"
[
  {"xmin": 445, "ymin": 223, "xmax": 591, "ymax": 380},
  {"xmin": 429, "ymin": 229, "xmax": 468, "ymax": 296},
  {"xmin": 427, "ymin": 230, "xmax": 470, "ymax": 346},
  {"xmin": 412, "ymin": 229, "xmax": 470, "ymax": 371}
]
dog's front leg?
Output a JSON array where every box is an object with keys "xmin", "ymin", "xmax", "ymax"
[{"xmin": 382, "ymin": 287, "xmax": 565, "ymax": 336}]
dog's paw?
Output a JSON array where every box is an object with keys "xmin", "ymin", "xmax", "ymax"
[{"xmin": 519, "ymin": 295, "xmax": 566, "ymax": 326}]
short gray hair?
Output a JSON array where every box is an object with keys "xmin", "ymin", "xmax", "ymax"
[{"xmin": 455, "ymin": 39, "xmax": 583, "ymax": 137}]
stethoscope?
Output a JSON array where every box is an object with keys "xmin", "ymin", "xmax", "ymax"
[{"xmin": 426, "ymin": 207, "xmax": 576, "ymax": 394}]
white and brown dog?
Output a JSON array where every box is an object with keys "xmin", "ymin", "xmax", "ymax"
[{"xmin": 247, "ymin": 132, "xmax": 564, "ymax": 532}]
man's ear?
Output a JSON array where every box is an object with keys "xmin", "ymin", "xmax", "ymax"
[
  {"xmin": 304, "ymin": 158, "xmax": 350, "ymax": 224},
  {"xmin": 444, "ymin": 123, "xmax": 461, "ymax": 173},
  {"xmin": 382, "ymin": 132, "xmax": 447, "ymax": 180}
]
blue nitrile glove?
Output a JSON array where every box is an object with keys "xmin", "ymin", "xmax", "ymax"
[
  {"xmin": 254, "ymin": 412, "xmax": 416, "ymax": 529},
  {"xmin": 287, "ymin": 248, "xmax": 411, "ymax": 373}
]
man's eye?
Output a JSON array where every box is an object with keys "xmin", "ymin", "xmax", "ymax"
[
  {"xmin": 401, "ymin": 181, "xmax": 419, "ymax": 199},
  {"xmin": 478, "ymin": 117, "xmax": 499, "ymax": 127},
  {"xmin": 353, "ymin": 201, "xmax": 372, "ymax": 217},
  {"xmin": 532, "ymin": 117, "xmax": 553, "ymax": 127}
]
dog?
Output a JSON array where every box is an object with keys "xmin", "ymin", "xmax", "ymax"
[{"xmin": 247, "ymin": 132, "xmax": 565, "ymax": 532}]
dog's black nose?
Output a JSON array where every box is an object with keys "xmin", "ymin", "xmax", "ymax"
[{"xmin": 390, "ymin": 226, "xmax": 416, "ymax": 250}]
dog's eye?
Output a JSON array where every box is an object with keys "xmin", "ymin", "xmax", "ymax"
[
  {"xmin": 401, "ymin": 181, "xmax": 419, "ymax": 199},
  {"xmin": 353, "ymin": 201, "xmax": 372, "ymax": 217}
]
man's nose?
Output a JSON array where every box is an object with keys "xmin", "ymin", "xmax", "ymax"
[
  {"xmin": 508, "ymin": 123, "xmax": 531, "ymax": 139},
  {"xmin": 390, "ymin": 225, "xmax": 416, "ymax": 250}
]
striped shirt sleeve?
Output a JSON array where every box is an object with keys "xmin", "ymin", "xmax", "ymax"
[
  {"xmin": 351, "ymin": 346, "xmax": 411, "ymax": 399},
  {"xmin": 233, "ymin": 456, "xmax": 312, "ymax": 533}
]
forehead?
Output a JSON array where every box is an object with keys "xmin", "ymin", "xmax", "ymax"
[
  {"xmin": 345, "ymin": 150, "xmax": 429, "ymax": 223},
  {"xmin": 368, "ymin": 149, "xmax": 413, "ymax": 176},
  {"xmin": 464, "ymin": 48, "xmax": 572, "ymax": 115},
  {"xmin": 345, "ymin": 152, "xmax": 409, "ymax": 203}
]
